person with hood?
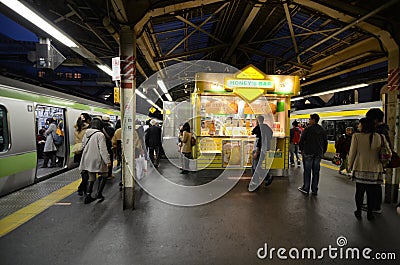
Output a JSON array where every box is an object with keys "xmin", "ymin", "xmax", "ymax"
[
  {"xmin": 79, "ymin": 118, "xmax": 111, "ymax": 204},
  {"xmin": 42, "ymin": 118, "xmax": 57, "ymax": 168},
  {"xmin": 298, "ymin": 113, "xmax": 328, "ymax": 196}
]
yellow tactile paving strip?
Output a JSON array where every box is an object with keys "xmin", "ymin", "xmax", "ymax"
[{"xmin": 0, "ymin": 179, "xmax": 80, "ymax": 237}]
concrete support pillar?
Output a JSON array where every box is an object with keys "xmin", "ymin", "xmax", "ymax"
[
  {"xmin": 383, "ymin": 34, "xmax": 400, "ymax": 204},
  {"xmin": 120, "ymin": 26, "xmax": 136, "ymax": 210}
]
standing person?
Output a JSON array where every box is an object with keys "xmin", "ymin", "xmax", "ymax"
[
  {"xmin": 298, "ymin": 113, "xmax": 328, "ymax": 195},
  {"xmin": 101, "ymin": 115, "xmax": 115, "ymax": 180},
  {"xmin": 289, "ymin": 120, "xmax": 302, "ymax": 168},
  {"xmin": 366, "ymin": 108, "xmax": 389, "ymax": 214},
  {"xmin": 79, "ymin": 118, "xmax": 111, "ymax": 204},
  {"xmin": 335, "ymin": 127, "xmax": 354, "ymax": 176},
  {"xmin": 74, "ymin": 113, "xmax": 91, "ymax": 196},
  {"xmin": 55, "ymin": 121, "xmax": 65, "ymax": 167},
  {"xmin": 42, "ymin": 118, "xmax": 57, "ymax": 168},
  {"xmin": 179, "ymin": 122, "xmax": 192, "ymax": 174},
  {"xmin": 348, "ymin": 118, "xmax": 389, "ymax": 220},
  {"xmin": 249, "ymin": 115, "xmax": 273, "ymax": 191},
  {"xmin": 112, "ymin": 119, "xmax": 122, "ymax": 168},
  {"xmin": 145, "ymin": 119, "xmax": 162, "ymax": 168}
]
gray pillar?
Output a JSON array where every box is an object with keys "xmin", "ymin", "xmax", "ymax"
[
  {"xmin": 120, "ymin": 26, "xmax": 136, "ymax": 210},
  {"xmin": 384, "ymin": 42, "xmax": 399, "ymax": 204}
]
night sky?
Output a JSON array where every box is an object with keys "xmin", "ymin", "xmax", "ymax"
[{"xmin": 0, "ymin": 13, "xmax": 38, "ymax": 42}]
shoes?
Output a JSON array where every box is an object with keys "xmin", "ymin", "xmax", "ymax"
[
  {"xmin": 97, "ymin": 194, "xmax": 105, "ymax": 202},
  {"xmin": 354, "ymin": 210, "xmax": 362, "ymax": 220},
  {"xmin": 78, "ymin": 190, "xmax": 83, "ymax": 196},
  {"xmin": 298, "ymin": 187, "xmax": 309, "ymax": 195},
  {"xmin": 367, "ymin": 212, "xmax": 375, "ymax": 221},
  {"xmin": 265, "ymin": 176, "xmax": 274, "ymax": 187},
  {"xmin": 361, "ymin": 205, "xmax": 382, "ymax": 214},
  {"xmin": 311, "ymin": 192, "xmax": 318, "ymax": 196},
  {"xmin": 297, "ymin": 161, "xmax": 301, "ymax": 168},
  {"xmin": 338, "ymin": 170, "xmax": 344, "ymax": 175},
  {"xmin": 84, "ymin": 195, "xmax": 96, "ymax": 204}
]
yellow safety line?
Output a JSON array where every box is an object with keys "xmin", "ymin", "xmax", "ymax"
[
  {"xmin": 320, "ymin": 161, "xmax": 340, "ymax": 171},
  {"xmin": 0, "ymin": 179, "xmax": 80, "ymax": 237}
]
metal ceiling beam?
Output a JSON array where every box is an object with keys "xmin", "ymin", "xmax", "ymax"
[
  {"xmin": 308, "ymin": 37, "xmax": 384, "ymax": 77},
  {"xmin": 168, "ymin": 3, "xmax": 228, "ymax": 56},
  {"xmin": 283, "ymin": 2, "xmax": 300, "ymax": 63},
  {"xmin": 238, "ymin": 46, "xmax": 311, "ymax": 70},
  {"xmin": 295, "ymin": 0, "xmax": 400, "ymax": 58},
  {"xmin": 154, "ymin": 44, "xmax": 230, "ymax": 62},
  {"xmin": 302, "ymin": 57, "xmax": 387, "ymax": 86},
  {"xmin": 137, "ymin": 32, "xmax": 161, "ymax": 71},
  {"xmin": 134, "ymin": 0, "xmax": 227, "ymax": 35},
  {"xmin": 224, "ymin": 0, "xmax": 268, "ymax": 61}
]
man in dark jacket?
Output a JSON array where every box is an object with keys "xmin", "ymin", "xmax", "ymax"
[
  {"xmin": 335, "ymin": 127, "xmax": 353, "ymax": 175},
  {"xmin": 249, "ymin": 115, "xmax": 274, "ymax": 191},
  {"xmin": 145, "ymin": 119, "xmax": 162, "ymax": 168},
  {"xmin": 298, "ymin": 113, "xmax": 328, "ymax": 195}
]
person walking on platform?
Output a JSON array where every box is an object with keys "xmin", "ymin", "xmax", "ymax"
[
  {"xmin": 42, "ymin": 118, "xmax": 57, "ymax": 168},
  {"xmin": 145, "ymin": 119, "xmax": 162, "ymax": 168},
  {"xmin": 179, "ymin": 122, "xmax": 192, "ymax": 174},
  {"xmin": 298, "ymin": 114, "xmax": 328, "ymax": 196},
  {"xmin": 74, "ymin": 113, "xmax": 91, "ymax": 196},
  {"xmin": 289, "ymin": 120, "xmax": 302, "ymax": 167},
  {"xmin": 112, "ymin": 119, "xmax": 122, "ymax": 168},
  {"xmin": 348, "ymin": 118, "xmax": 389, "ymax": 220},
  {"xmin": 79, "ymin": 118, "xmax": 111, "ymax": 204},
  {"xmin": 335, "ymin": 127, "xmax": 354, "ymax": 176},
  {"xmin": 249, "ymin": 115, "xmax": 274, "ymax": 191},
  {"xmin": 365, "ymin": 108, "xmax": 389, "ymax": 214}
]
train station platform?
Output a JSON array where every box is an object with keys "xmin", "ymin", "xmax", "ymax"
[{"xmin": 0, "ymin": 160, "xmax": 399, "ymax": 264}]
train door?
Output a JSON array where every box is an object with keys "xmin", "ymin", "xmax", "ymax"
[{"xmin": 35, "ymin": 105, "xmax": 67, "ymax": 179}]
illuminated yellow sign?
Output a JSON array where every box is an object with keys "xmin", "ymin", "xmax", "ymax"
[
  {"xmin": 149, "ymin": 107, "xmax": 156, "ymax": 114},
  {"xmin": 235, "ymin": 65, "xmax": 266, "ymax": 79},
  {"xmin": 114, "ymin": 87, "xmax": 120, "ymax": 104},
  {"xmin": 226, "ymin": 79, "xmax": 274, "ymax": 89}
]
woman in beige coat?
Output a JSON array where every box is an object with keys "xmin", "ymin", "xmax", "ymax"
[
  {"xmin": 179, "ymin": 122, "xmax": 192, "ymax": 174},
  {"xmin": 348, "ymin": 117, "xmax": 390, "ymax": 220}
]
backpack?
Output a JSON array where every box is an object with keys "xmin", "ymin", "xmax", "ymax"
[
  {"xmin": 53, "ymin": 132, "xmax": 64, "ymax": 146},
  {"xmin": 292, "ymin": 128, "xmax": 301, "ymax": 144}
]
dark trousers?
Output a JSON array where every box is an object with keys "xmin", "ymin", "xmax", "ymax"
[
  {"xmin": 149, "ymin": 146, "xmax": 160, "ymax": 167},
  {"xmin": 355, "ymin": 183, "xmax": 377, "ymax": 213},
  {"xmin": 374, "ymin": 184, "xmax": 382, "ymax": 210},
  {"xmin": 302, "ymin": 154, "xmax": 321, "ymax": 193}
]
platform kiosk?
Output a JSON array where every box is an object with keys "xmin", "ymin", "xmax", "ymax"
[{"xmin": 192, "ymin": 65, "xmax": 299, "ymax": 176}]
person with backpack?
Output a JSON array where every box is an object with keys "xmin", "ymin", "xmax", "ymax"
[
  {"xmin": 335, "ymin": 127, "xmax": 353, "ymax": 176},
  {"xmin": 289, "ymin": 120, "xmax": 302, "ymax": 167}
]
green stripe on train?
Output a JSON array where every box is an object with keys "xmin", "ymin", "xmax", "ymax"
[
  {"xmin": 0, "ymin": 89, "xmax": 119, "ymax": 115},
  {"xmin": 0, "ymin": 152, "xmax": 37, "ymax": 178}
]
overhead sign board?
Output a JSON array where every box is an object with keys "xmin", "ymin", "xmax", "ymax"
[{"xmin": 112, "ymin": 57, "xmax": 120, "ymax": 81}]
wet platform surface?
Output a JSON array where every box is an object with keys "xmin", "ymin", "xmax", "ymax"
[{"xmin": 0, "ymin": 159, "xmax": 399, "ymax": 265}]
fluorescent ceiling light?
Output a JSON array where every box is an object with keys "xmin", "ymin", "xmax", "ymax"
[
  {"xmin": 136, "ymin": 90, "xmax": 162, "ymax": 111},
  {"xmin": 1, "ymin": 0, "xmax": 78, "ymax": 48},
  {"xmin": 97, "ymin": 65, "xmax": 113, "ymax": 77},
  {"xmin": 157, "ymin": 79, "xmax": 173, "ymax": 101},
  {"xmin": 291, "ymin": 83, "xmax": 368, "ymax": 101},
  {"xmin": 152, "ymin": 88, "xmax": 163, "ymax": 101}
]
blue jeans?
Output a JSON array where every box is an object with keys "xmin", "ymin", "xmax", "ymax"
[{"xmin": 302, "ymin": 154, "xmax": 321, "ymax": 193}]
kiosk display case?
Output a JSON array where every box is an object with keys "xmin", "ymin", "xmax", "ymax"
[{"xmin": 192, "ymin": 65, "xmax": 299, "ymax": 176}]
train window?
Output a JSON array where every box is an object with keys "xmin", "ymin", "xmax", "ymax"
[
  {"xmin": 321, "ymin": 120, "xmax": 336, "ymax": 141},
  {"xmin": 0, "ymin": 105, "xmax": 10, "ymax": 152}
]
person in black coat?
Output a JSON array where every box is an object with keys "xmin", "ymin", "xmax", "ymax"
[{"xmin": 145, "ymin": 119, "xmax": 162, "ymax": 168}]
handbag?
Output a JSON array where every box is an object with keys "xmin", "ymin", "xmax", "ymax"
[
  {"xmin": 332, "ymin": 155, "xmax": 342, "ymax": 165},
  {"xmin": 379, "ymin": 134, "xmax": 392, "ymax": 167},
  {"xmin": 72, "ymin": 142, "xmax": 83, "ymax": 154},
  {"xmin": 135, "ymin": 155, "xmax": 147, "ymax": 180},
  {"xmin": 386, "ymin": 151, "xmax": 400, "ymax": 168}
]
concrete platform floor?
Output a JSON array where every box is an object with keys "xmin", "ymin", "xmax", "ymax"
[{"xmin": 0, "ymin": 160, "xmax": 399, "ymax": 265}]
